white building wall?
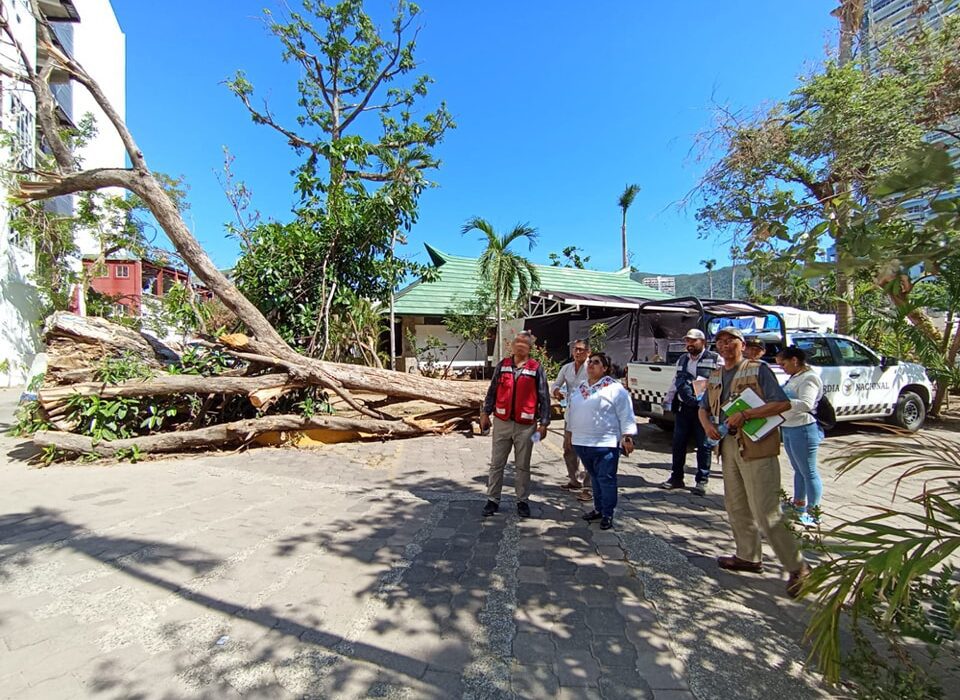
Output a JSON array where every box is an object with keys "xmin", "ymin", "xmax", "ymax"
[
  {"xmin": 0, "ymin": 0, "xmax": 126, "ymax": 386},
  {"xmin": 70, "ymin": 0, "xmax": 126, "ymax": 256},
  {"xmin": 0, "ymin": 0, "xmax": 41, "ymax": 386}
]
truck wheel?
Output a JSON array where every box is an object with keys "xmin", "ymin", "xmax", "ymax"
[
  {"xmin": 891, "ymin": 390, "xmax": 925, "ymax": 432},
  {"xmin": 651, "ymin": 418, "xmax": 673, "ymax": 432}
]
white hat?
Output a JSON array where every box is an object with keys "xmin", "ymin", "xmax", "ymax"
[{"xmin": 684, "ymin": 329, "xmax": 706, "ymax": 340}]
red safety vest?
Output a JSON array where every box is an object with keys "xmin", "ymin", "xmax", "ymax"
[{"xmin": 494, "ymin": 357, "xmax": 541, "ymax": 425}]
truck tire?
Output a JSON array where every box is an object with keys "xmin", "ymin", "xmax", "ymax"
[
  {"xmin": 651, "ymin": 418, "xmax": 673, "ymax": 432},
  {"xmin": 891, "ymin": 390, "xmax": 925, "ymax": 432}
]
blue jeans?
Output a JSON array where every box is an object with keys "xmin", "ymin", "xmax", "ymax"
[
  {"xmin": 671, "ymin": 403, "xmax": 711, "ymax": 485},
  {"xmin": 573, "ymin": 445, "xmax": 620, "ymax": 517},
  {"xmin": 781, "ymin": 422, "xmax": 823, "ymax": 509}
]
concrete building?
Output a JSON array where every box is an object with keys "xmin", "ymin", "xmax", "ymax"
[
  {"xmin": 863, "ymin": 0, "xmax": 959, "ymax": 229},
  {"xmin": 640, "ymin": 275, "xmax": 676, "ymax": 296},
  {"xmin": 0, "ymin": 0, "xmax": 125, "ymax": 386},
  {"xmin": 863, "ymin": 0, "xmax": 958, "ymax": 53},
  {"xmin": 82, "ymin": 253, "xmax": 212, "ymax": 318}
]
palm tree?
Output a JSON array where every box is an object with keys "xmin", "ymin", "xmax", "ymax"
[
  {"xmin": 700, "ymin": 258, "xmax": 717, "ymax": 297},
  {"xmin": 617, "ymin": 184, "xmax": 641, "ymax": 269},
  {"xmin": 462, "ymin": 217, "xmax": 540, "ymax": 360}
]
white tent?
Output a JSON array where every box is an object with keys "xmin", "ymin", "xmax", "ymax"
[{"xmin": 762, "ymin": 305, "xmax": 836, "ymax": 333}]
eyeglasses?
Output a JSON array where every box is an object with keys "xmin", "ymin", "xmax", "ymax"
[
  {"xmin": 587, "ymin": 359, "xmax": 604, "ymax": 366},
  {"xmin": 573, "ymin": 347, "xmax": 588, "ymax": 353}
]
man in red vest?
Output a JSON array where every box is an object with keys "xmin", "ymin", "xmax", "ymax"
[{"xmin": 479, "ymin": 331, "xmax": 551, "ymax": 518}]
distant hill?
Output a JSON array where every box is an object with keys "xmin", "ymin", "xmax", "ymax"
[{"xmin": 633, "ymin": 265, "xmax": 752, "ymax": 299}]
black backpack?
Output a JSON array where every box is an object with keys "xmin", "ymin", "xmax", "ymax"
[{"xmin": 814, "ymin": 395, "xmax": 836, "ymax": 431}]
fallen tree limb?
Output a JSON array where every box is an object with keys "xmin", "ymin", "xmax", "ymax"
[
  {"xmin": 33, "ymin": 413, "xmax": 432, "ymax": 456},
  {"xmin": 38, "ymin": 373, "xmax": 296, "ymax": 405},
  {"xmin": 219, "ymin": 334, "xmax": 485, "ymax": 408}
]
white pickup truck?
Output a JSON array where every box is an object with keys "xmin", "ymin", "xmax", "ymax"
[{"xmin": 625, "ymin": 299, "xmax": 935, "ymax": 432}]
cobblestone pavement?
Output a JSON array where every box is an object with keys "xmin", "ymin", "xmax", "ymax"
[{"xmin": 1, "ymin": 387, "xmax": 952, "ymax": 699}]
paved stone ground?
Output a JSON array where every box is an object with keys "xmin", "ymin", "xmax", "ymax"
[{"xmin": 0, "ymin": 386, "xmax": 954, "ymax": 699}]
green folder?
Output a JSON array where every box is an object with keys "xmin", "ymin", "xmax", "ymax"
[{"xmin": 722, "ymin": 396, "xmax": 768, "ymax": 437}]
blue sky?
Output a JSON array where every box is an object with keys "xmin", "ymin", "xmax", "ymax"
[{"xmin": 111, "ymin": 1, "xmax": 838, "ymax": 275}]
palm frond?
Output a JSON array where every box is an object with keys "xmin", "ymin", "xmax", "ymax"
[
  {"xmin": 827, "ymin": 433, "xmax": 960, "ymax": 501},
  {"xmin": 803, "ymin": 433, "xmax": 960, "ymax": 684},
  {"xmin": 500, "ymin": 223, "xmax": 538, "ymax": 252},
  {"xmin": 461, "ymin": 216, "xmax": 498, "ymax": 248},
  {"xmin": 618, "ymin": 183, "xmax": 641, "ymax": 210}
]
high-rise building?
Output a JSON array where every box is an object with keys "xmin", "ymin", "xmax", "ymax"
[
  {"xmin": 862, "ymin": 1, "xmax": 959, "ymax": 229},
  {"xmin": 863, "ymin": 0, "xmax": 958, "ymax": 54},
  {"xmin": 0, "ymin": 0, "xmax": 126, "ymax": 385}
]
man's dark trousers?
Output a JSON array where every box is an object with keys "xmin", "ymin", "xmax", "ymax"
[{"xmin": 670, "ymin": 403, "xmax": 711, "ymax": 485}]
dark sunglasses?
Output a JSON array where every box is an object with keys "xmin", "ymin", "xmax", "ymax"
[{"xmin": 587, "ymin": 359, "xmax": 604, "ymax": 366}]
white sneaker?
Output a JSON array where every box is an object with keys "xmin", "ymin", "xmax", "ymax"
[{"xmin": 692, "ymin": 482, "xmax": 707, "ymax": 496}]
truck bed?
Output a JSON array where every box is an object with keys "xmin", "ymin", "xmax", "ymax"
[{"xmin": 626, "ymin": 361, "xmax": 676, "ymax": 422}]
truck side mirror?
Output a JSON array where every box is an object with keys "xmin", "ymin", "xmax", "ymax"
[{"xmin": 881, "ymin": 355, "xmax": 900, "ymax": 367}]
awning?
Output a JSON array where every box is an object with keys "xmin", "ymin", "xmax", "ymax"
[
  {"xmin": 528, "ymin": 290, "xmax": 655, "ymax": 317},
  {"xmin": 637, "ymin": 297, "xmax": 772, "ymax": 318}
]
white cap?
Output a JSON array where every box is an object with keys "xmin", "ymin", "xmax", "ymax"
[{"xmin": 684, "ymin": 329, "xmax": 706, "ymax": 340}]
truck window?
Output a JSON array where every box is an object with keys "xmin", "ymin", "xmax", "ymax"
[
  {"xmin": 831, "ymin": 338, "xmax": 878, "ymax": 367},
  {"xmin": 793, "ymin": 338, "xmax": 833, "ymax": 367}
]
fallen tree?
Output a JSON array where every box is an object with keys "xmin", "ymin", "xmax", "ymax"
[
  {"xmin": 32, "ymin": 413, "xmax": 443, "ymax": 457},
  {"xmin": 26, "ymin": 311, "xmax": 483, "ymax": 458},
  {"xmin": 1, "ymin": 2, "xmax": 481, "ymax": 458}
]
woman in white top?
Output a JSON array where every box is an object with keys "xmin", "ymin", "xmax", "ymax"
[
  {"xmin": 566, "ymin": 352, "xmax": 637, "ymax": 530},
  {"xmin": 776, "ymin": 346, "xmax": 825, "ymax": 528}
]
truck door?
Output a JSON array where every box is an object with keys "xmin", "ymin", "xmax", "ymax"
[
  {"xmin": 791, "ymin": 337, "xmax": 841, "ymax": 414},
  {"xmin": 828, "ymin": 337, "xmax": 887, "ymax": 418}
]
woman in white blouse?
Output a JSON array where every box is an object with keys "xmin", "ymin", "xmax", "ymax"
[
  {"xmin": 776, "ymin": 346, "xmax": 825, "ymax": 527},
  {"xmin": 566, "ymin": 352, "xmax": 637, "ymax": 530}
]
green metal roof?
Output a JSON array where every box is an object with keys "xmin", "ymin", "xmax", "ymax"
[{"xmin": 392, "ymin": 244, "xmax": 669, "ymax": 316}]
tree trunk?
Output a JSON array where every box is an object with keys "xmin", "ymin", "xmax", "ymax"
[
  {"xmin": 833, "ymin": 0, "xmax": 864, "ymax": 335},
  {"xmin": 389, "ymin": 229, "xmax": 398, "ymax": 371},
  {"xmin": 38, "ymin": 373, "xmax": 298, "ymax": 405},
  {"xmin": 495, "ymin": 298, "xmax": 503, "ymax": 361},
  {"xmin": 33, "ymin": 413, "xmax": 434, "ymax": 457},
  {"xmin": 621, "ymin": 211, "xmax": 628, "ymax": 269}
]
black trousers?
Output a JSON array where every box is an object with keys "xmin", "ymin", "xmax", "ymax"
[{"xmin": 670, "ymin": 403, "xmax": 711, "ymax": 484}]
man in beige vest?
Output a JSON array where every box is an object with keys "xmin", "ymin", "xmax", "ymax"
[{"xmin": 698, "ymin": 327, "xmax": 810, "ymax": 597}]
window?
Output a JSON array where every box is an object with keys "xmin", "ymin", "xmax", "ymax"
[
  {"xmin": 9, "ymin": 94, "xmax": 35, "ymax": 172},
  {"xmin": 793, "ymin": 338, "xmax": 834, "ymax": 367},
  {"xmin": 831, "ymin": 338, "xmax": 878, "ymax": 367},
  {"xmin": 115, "ymin": 265, "xmax": 130, "ymax": 279}
]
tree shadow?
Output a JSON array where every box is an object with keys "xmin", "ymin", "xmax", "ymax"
[
  {"xmin": 0, "ymin": 431, "xmax": 855, "ymax": 698},
  {"xmin": 3, "ymin": 438, "xmax": 43, "ymax": 463}
]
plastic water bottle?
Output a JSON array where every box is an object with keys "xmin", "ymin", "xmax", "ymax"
[
  {"xmin": 531, "ymin": 431, "xmax": 541, "ymax": 443},
  {"xmin": 559, "ymin": 388, "xmax": 568, "ymax": 410},
  {"xmin": 704, "ymin": 422, "xmax": 729, "ymax": 448}
]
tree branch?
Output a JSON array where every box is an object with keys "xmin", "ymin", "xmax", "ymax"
[
  {"xmin": 337, "ymin": 21, "xmax": 418, "ymax": 133},
  {"xmin": 235, "ymin": 91, "xmax": 314, "ymax": 152},
  {"xmin": 0, "ymin": 13, "xmax": 75, "ymax": 170},
  {"xmin": 15, "ymin": 168, "xmax": 138, "ymax": 200},
  {"xmin": 29, "ymin": 1, "xmax": 147, "ymax": 172}
]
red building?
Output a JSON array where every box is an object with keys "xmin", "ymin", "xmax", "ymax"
[{"xmin": 81, "ymin": 254, "xmax": 211, "ymax": 316}]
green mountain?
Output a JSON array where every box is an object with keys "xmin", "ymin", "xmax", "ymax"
[{"xmin": 632, "ymin": 265, "xmax": 752, "ymax": 299}]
